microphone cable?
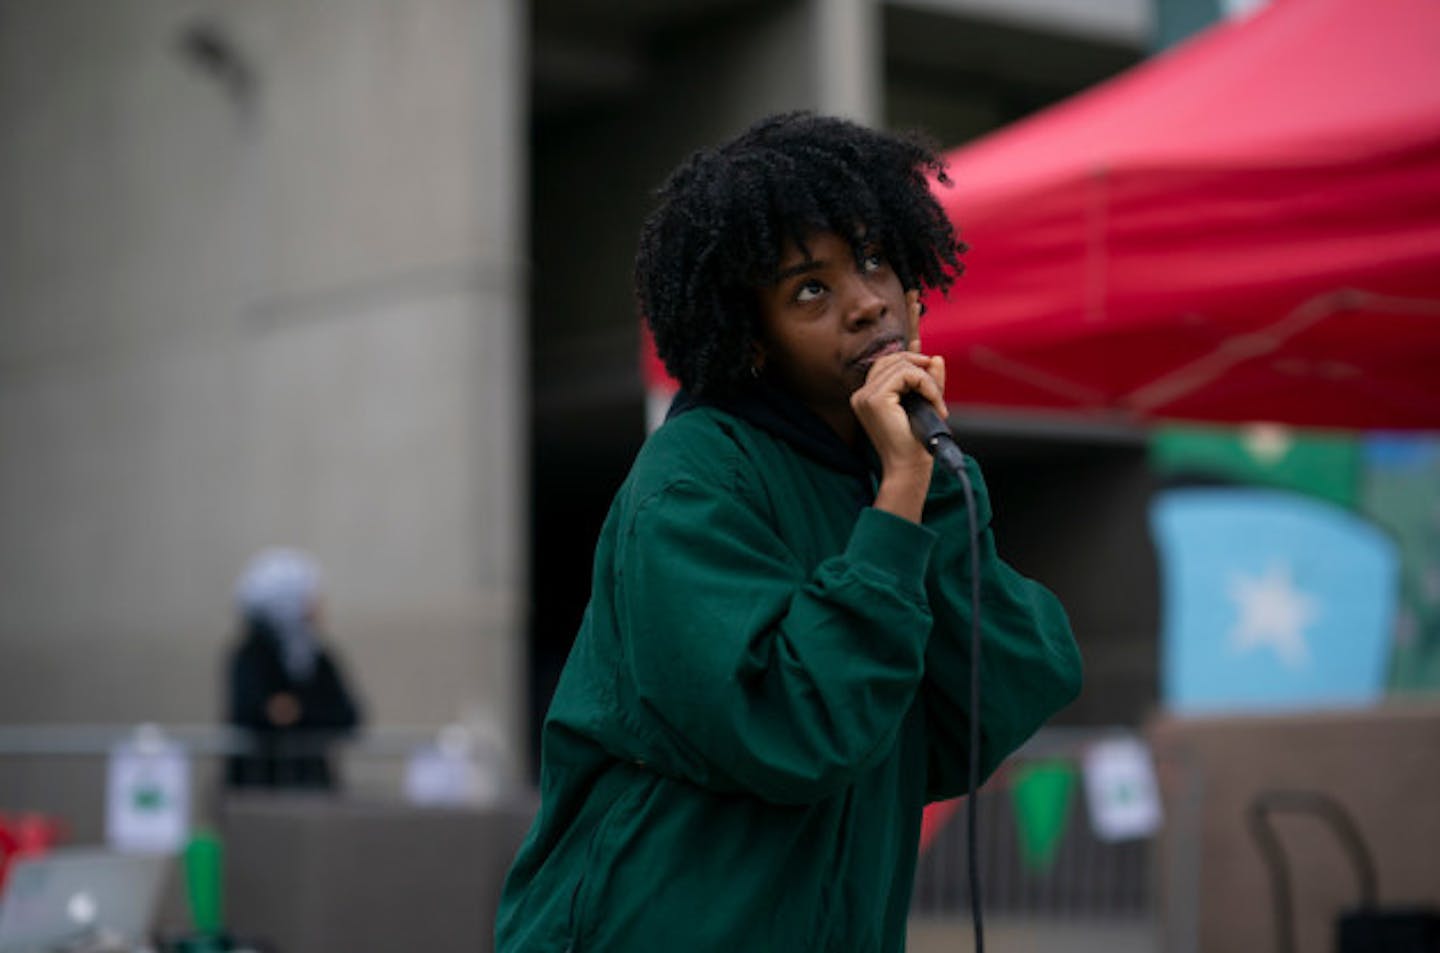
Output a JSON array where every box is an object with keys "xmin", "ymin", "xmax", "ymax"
[
  {"xmin": 953, "ymin": 448, "xmax": 984, "ymax": 953},
  {"xmin": 901, "ymin": 392, "xmax": 985, "ymax": 953}
]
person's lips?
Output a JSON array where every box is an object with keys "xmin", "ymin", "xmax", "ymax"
[{"xmin": 851, "ymin": 334, "xmax": 905, "ymax": 370}]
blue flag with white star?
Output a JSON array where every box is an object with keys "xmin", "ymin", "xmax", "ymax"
[{"xmin": 1151, "ymin": 488, "xmax": 1399, "ymax": 713}]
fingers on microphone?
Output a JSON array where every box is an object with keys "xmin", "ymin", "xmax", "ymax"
[
  {"xmin": 871, "ymin": 352, "xmax": 947, "ymax": 415},
  {"xmin": 900, "ymin": 362, "xmax": 948, "ymax": 419},
  {"xmin": 897, "ymin": 364, "xmax": 944, "ymax": 407}
]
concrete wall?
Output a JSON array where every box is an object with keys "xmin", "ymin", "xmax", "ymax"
[
  {"xmin": 0, "ymin": 0, "xmax": 526, "ymax": 755},
  {"xmin": 883, "ymin": 0, "xmax": 1143, "ymax": 150}
]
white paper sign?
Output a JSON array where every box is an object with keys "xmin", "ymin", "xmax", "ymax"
[
  {"xmin": 106, "ymin": 728, "xmax": 190, "ymax": 854},
  {"xmin": 1082, "ymin": 737, "xmax": 1162, "ymax": 842}
]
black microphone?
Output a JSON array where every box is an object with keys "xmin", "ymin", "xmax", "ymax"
[{"xmin": 900, "ymin": 390, "xmax": 967, "ymax": 478}]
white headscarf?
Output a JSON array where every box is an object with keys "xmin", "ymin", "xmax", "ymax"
[{"xmin": 235, "ymin": 548, "xmax": 323, "ymax": 682}]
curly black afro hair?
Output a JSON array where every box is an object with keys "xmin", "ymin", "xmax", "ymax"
[{"xmin": 636, "ymin": 111, "xmax": 965, "ymax": 397}]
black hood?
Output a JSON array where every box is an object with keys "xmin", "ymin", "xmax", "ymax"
[{"xmin": 667, "ymin": 380, "xmax": 880, "ymax": 485}]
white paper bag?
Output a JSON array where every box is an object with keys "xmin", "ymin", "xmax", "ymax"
[{"xmin": 106, "ymin": 725, "xmax": 190, "ymax": 854}]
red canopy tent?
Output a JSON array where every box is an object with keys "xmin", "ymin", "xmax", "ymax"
[
  {"xmin": 920, "ymin": 0, "xmax": 1440, "ymax": 431},
  {"xmin": 635, "ymin": 0, "xmax": 1440, "ymax": 857}
]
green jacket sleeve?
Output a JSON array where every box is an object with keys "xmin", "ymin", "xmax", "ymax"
[
  {"xmin": 920, "ymin": 456, "xmax": 1083, "ymax": 802},
  {"xmin": 618, "ymin": 475, "xmax": 938, "ymax": 806}
]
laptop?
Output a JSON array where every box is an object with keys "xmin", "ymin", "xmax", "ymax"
[{"xmin": 0, "ymin": 848, "xmax": 168, "ymax": 953}]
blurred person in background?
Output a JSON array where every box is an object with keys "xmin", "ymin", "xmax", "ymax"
[{"xmin": 225, "ymin": 548, "xmax": 364, "ymax": 791}]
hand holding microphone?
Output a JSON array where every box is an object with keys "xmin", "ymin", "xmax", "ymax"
[{"xmin": 852, "ymin": 291, "xmax": 962, "ymax": 522}]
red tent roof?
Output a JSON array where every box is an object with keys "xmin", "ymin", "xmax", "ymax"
[{"xmin": 923, "ymin": 0, "xmax": 1440, "ymax": 430}]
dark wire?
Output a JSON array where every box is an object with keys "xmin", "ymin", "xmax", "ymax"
[
  {"xmin": 899, "ymin": 394, "xmax": 985, "ymax": 951},
  {"xmin": 952, "ymin": 456, "xmax": 984, "ymax": 953}
]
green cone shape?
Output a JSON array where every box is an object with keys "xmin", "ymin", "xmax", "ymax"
[
  {"xmin": 184, "ymin": 830, "xmax": 224, "ymax": 934},
  {"xmin": 1011, "ymin": 760, "xmax": 1075, "ymax": 872}
]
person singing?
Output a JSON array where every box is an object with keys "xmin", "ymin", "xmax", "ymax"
[{"xmin": 498, "ymin": 112, "xmax": 1082, "ymax": 952}]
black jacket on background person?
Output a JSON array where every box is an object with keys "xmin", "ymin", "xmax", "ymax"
[{"xmin": 225, "ymin": 619, "xmax": 362, "ymax": 790}]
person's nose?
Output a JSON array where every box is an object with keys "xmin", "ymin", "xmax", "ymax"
[{"xmin": 841, "ymin": 274, "xmax": 886, "ymax": 330}]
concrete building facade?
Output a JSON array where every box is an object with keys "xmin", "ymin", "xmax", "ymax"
[
  {"xmin": 3, "ymin": 0, "xmax": 1152, "ymax": 772},
  {"xmin": 1, "ymin": 1, "xmax": 526, "ymax": 750}
]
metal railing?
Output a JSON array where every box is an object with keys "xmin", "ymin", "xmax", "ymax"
[
  {"xmin": 908, "ymin": 726, "xmax": 1203, "ymax": 953},
  {"xmin": 0, "ymin": 723, "xmax": 1201, "ymax": 953}
]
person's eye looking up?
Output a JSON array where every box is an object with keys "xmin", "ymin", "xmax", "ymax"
[{"xmin": 795, "ymin": 279, "xmax": 826, "ymax": 302}]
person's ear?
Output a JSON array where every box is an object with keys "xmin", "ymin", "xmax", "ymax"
[{"xmin": 749, "ymin": 341, "xmax": 767, "ymax": 378}]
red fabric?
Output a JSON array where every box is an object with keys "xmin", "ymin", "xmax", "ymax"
[
  {"xmin": 641, "ymin": 323, "xmax": 670, "ymax": 401},
  {"xmin": 919, "ymin": 798, "xmax": 962, "ymax": 855},
  {"xmin": 924, "ymin": 0, "xmax": 1440, "ymax": 430},
  {"xmin": 0, "ymin": 813, "xmax": 65, "ymax": 892}
]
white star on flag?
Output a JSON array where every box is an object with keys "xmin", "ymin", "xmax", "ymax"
[{"xmin": 1226, "ymin": 561, "xmax": 1319, "ymax": 670}]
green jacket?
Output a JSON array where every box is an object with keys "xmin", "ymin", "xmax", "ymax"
[{"xmin": 498, "ymin": 400, "xmax": 1081, "ymax": 952}]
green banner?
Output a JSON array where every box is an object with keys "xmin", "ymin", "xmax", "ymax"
[{"xmin": 1150, "ymin": 423, "xmax": 1360, "ymax": 507}]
